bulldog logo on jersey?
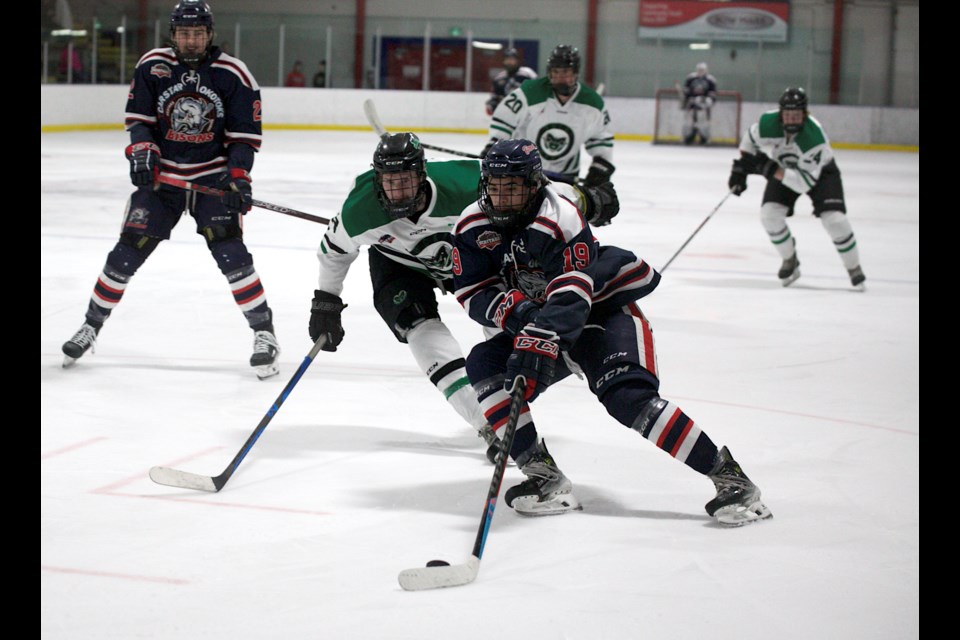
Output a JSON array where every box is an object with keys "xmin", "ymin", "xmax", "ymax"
[
  {"xmin": 165, "ymin": 95, "xmax": 216, "ymax": 143},
  {"xmin": 515, "ymin": 268, "xmax": 548, "ymax": 302},
  {"xmin": 535, "ymin": 123, "xmax": 576, "ymax": 160}
]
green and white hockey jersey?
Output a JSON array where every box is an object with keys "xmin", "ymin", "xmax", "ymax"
[
  {"xmin": 739, "ymin": 111, "xmax": 836, "ymax": 195},
  {"xmin": 488, "ymin": 76, "xmax": 613, "ymax": 178},
  {"xmin": 318, "ymin": 160, "xmax": 481, "ymax": 295}
]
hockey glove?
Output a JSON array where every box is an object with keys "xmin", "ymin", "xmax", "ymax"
[
  {"xmin": 581, "ymin": 157, "xmax": 616, "ymax": 189},
  {"xmin": 219, "ymin": 169, "xmax": 253, "ymax": 215},
  {"xmin": 125, "ymin": 142, "xmax": 160, "ymax": 188},
  {"xmin": 740, "ymin": 152, "xmax": 779, "ymax": 179},
  {"xmin": 490, "ymin": 289, "xmax": 540, "ymax": 336},
  {"xmin": 505, "ymin": 326, "xmax": 559, "ymax": 402},
  {"xmin": 577, "ymin": 180, "xmax": 620, "ymax": 226},
  {"xmin": 728, "ymin": 158, "xmax": 748, "ymax": 196},
  {"xmin": 310, "ymin": 290, "xmax": 347, "ymax": 352}
]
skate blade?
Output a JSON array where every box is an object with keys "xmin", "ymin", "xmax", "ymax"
[
  {"xmin": 513, "ymin": 493, "xmax": 583, "ymax": 517},
  {"xmin": 255, "ymin": 363, "xmax": 280, "ymax": 380},
  {"xmin": 715, "ymin": 500, "xmax": 773, "ymax": 527},
  {"xmin": 780, "ymin": 269, "xmax": 801, "ymax": 287},
  {"xmin": 62, "ymin": 355, "xmax": 78, "ymax": 368}
]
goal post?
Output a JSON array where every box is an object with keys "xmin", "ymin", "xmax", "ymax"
[{"xmin": 653, "ymin": 88, "xmax": 743, "ymax": 147}]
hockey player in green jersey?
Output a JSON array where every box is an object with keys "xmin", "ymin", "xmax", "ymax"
[
  {"xmin": 308, "ymin": 132, "xmax": 618, "ymax": 460},
  {"xmin": 308, "ymin": 133, "xmax": 497, "ymax": 456},
  {"xmin": 481, "ymin": 45, "xmax": 616, "ymax": 199},
  {"xmin": 728, "ymin": 87, "xmax": 866, "ymax": 288}
]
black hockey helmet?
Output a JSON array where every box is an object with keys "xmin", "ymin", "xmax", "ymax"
[
  {"xmin": 479, "ymin": 139, "xmax": 545, "ymax": 230},
  {"xmin": 169, "ymin": 1, "xmax": 215, "ymax": 65},
  {"xmin": 547, "ymin": 45, "xmax": 580, "ymax": 96},
  {"xmin": 547, "ymin": 44, "xmax": 580, "ymax": 73},
  {"xmin": 779, "ymin": 87, "xmax": 808, "ymax": 134},
  {"xmin": 372, "ymin": 132, "xmax": 429, "ymax": 219}
]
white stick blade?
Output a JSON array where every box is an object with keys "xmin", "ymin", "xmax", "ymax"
[
  {"xmin": 362, "ymin": 99, "xmax": 388, "ymax": 137},
  {"xmin": 149, "ymin": 466, "xmax": 218, "ymax": 492},
  {"xmin": 398, "ymin": 556, "xmax": 480, "ymax": 591}
]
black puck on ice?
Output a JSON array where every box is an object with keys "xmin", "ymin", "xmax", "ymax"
[{"xmin": 426, "ymin": 560, "xmax": 450, "ymax": 567}]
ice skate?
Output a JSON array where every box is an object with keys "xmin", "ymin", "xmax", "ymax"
[
  {"xmin": 505, "ymin": 440, "xmax": 581, "ymax": 516},
  {"xmin": 62, "ymin": 323, "xmax": 99, "ymax": 368},
  {"xmin": 778, "ymin": 253, "xmax": 801, "ymax": 287},
  {"xmin": 250, "ymin": 328, "xmax": 280, "ymax": 380},
  {"xmin": 848, "ymin": 266, "xmax": 866, "ymax": 291},
  {"xmin": 705, "ymin": 446, "xmax": 772, "ymax": 527}
]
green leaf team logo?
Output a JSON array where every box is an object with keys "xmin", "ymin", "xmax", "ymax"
[{"xmin": 536, "ymin": 123, "xmax": 576, "ymax": 160}]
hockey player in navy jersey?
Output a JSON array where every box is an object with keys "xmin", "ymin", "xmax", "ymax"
[
  {"xmin": 452, "ymin": 139, "xmax": 772, "ymax": 526},
  {"xmin": 308, "ymin": 132, "xmax": 617, "ymax": 460},
  {"xmin": 61, "ymin": 0, "xmax": 281, "ymax": 379}
]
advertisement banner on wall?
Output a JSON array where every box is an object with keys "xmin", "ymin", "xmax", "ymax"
[{"xmin": 638, "ymin": 1, "xmax": 790, "ymax": 42}]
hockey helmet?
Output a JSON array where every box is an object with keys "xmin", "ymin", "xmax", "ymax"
[
  {"xmin": 779, "ymin": 87, "xmax": 809, "ymax": 134},
  {"xmin": 169, "ymin": 1, "xmax": 215, "ymax": 65},
  {"xmin": 372, "ymin": 133, "xmax": 429, "ymax": 219},
  {"xmin": 479, "ymin": 139, "xmax": 545, "ymax": 230}
]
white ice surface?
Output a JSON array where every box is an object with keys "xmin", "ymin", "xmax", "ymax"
[{"xmin": 41, "ymin": 128, "xmax": 919, "ymax": 640}]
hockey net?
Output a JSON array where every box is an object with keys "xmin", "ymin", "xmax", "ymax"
[{"xmin": 652, "ymin": 88, "xmax": 742, "ymax": 147}]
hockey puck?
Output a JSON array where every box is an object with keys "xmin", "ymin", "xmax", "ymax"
[{"xmin": 426, "ymin": 560, "xmax": 450, "ymax": 567}]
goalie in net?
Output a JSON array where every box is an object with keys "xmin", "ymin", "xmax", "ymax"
[{"xmin": 653, "ymin": 85, "xmax": 742, "ymax": 147}]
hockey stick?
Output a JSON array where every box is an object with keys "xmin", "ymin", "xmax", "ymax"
[
  {"xmin": 154, "ymin": 174, "xmax": 330, "ymax": 225},
  {"xmin": 149, "ymin": 336, "xmax": 328, "ymax": 492},
  {"xmin": 362, "ymin": 99, "xmax": 481, "ymax": 159},
  {"xmin": 398, "ymin": 382, "xmax": 526, "ymax": 591},
  {"xmin": 660, "ymin": 191, "xmax": 733, "ymax": 272}
]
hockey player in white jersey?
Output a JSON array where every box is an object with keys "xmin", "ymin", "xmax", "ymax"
[
  {"xmin": 728, "ymin": 87, "xmax": 866, "ymax": 288},
  {"xmin": 481, "ymin": 44, "xmax": 615, "ymax": 198},
  {"xmin": 308, "ymin": 133, "xmax": 500, "ymax": 459}
]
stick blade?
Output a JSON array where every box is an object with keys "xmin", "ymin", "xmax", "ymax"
[
  {"xmin": 398, "ymin": 556, "xmax": 480, "ymax": 591},
  {"xmin": 149, "ymin": 466, "xmax": 219, "ymax": 492},
  {"xmin": 362, "ymin": 99, "xmax": 388, "ymax": 137}
]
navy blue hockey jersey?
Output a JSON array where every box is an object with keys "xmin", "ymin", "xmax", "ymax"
[
  {"xmin": 124, "ymin": 46, "xmax": 262, "ymax": 184},
  {"xmin": 452, "ymin": 184, "xmax": 660, "ymax": 350}
]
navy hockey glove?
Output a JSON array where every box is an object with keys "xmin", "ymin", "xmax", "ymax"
[
  {"xmin": 728, "ymin": 158, "xmax": 748, "ymax": 196},
  {"xmin": 310, "ymin": 290, "xmax": 347, "ymax": 352},
  {"xmin": 125, "ymin": 142, "xmax": 160, "ymax": 188},
  {"xmin": 577, "ymin": 180, "xmax": 620, "ymax": 226},
  {"xmin": 220, "ymin": 169, "xmax": 253, "ymax": 215},
  {"xmin": 505, "ymin": 326, "xmax": 559, "ymax": 402},
  {"xmin": 490, "ymin": 289, "xmax": 540, "ymax": 336},
  {"xmin": 581, "ymin": 157, "xmax": 616, "ymax": 189},
  {"xmin": 740, "ymin": 152, "xmax": 779, "ymax": 179}
]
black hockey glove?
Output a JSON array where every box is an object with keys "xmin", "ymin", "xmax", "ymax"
[
  {"xmin": 310, "ymin": 290, "xmax": 347, "ymax": 352},
  {"xmin": 480, "ymin": 138, "xmax": 498, "ymax": 159},
  {"xmin": 740, "ymin": 152, "xmax": 779, "ymax": 179},
  {"xmin": 505, "ymin": 326, "xmax": 559, "ymax": 402},
  {"xmin": 490, "ymin": 289, "xmax": 540, "ymax": 337},
  {"xmin": 577, "ymin": 180, "xmax": 620, "ymax": 226},
  {"xmin": 125, "ymin": 142, "xmax": 160, "ymax": 188},
  {"xmin": 728, "ymin": 158, "xmax": 748, "ymax": 196},
  {"xmin": 219, "ymin": 169, "xmax": 253, "ymax": 215},
  {"xmin": 581, "ymin": 157, "xmax": 615, "ymax": 189}
]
